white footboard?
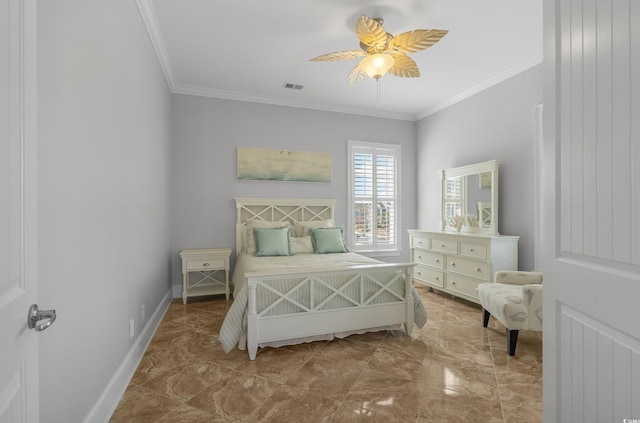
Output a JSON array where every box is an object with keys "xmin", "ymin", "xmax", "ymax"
[{"xmin": 245, "ymin": 262, "xmax": 416, "ymax": 360}]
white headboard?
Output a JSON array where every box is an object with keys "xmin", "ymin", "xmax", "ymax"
[{"xmin": 234, "ymin": 198, "xmax": 336, "ymax": 257}]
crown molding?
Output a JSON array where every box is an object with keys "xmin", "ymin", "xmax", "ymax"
[
  {"xmin": 171, "ymin": 84, "xmax": 417, "ymax": 121},
  {"xmin": 137, "ymin": 0, "xmax": 541, "ymax": 122},
  {"xmin": 416, "ymin": 52, "xmax": 544, "ymax": 120},
  {"xmin": 135, "ymin": 0, "xmax": 415, "ymax": 121},
  {"xmin": 136, "ymin": 0, "xmax": 177, "ymax": 90}
]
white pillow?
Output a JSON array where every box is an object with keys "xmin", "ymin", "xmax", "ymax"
[
  {"xmin": 292, "ymin": 219, "xmax": 335, "ymax": 237},
  {"xmin": 243, "ymin": 220, "xmax": 291, "ymax": 255},
  {"xmin": 289, "ymin": 236, "xmax": 314, "ymax": 254}
]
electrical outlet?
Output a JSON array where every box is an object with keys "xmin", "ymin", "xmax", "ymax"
[
  {"xmin": 129, "ymin": 319, "xmax": 135, "ymax": 339},
  {"xmin": 141, "ymin": 304, "xmax": 146, "ymax": 323}
]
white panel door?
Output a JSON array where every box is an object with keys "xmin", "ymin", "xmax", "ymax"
[
  {"xmin": 0, "ymin": 0, "xmax": 39, "ymax": 421},
  {"xmin": 543, "ymin": 0, "xmax": 640, "ymax": 421}
]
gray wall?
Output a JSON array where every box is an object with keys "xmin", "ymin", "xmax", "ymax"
[
  {"xmin": 37, "ymin": 0, "xmax": 172, "ymax": 421},
  {"xmin": 416, "ymin": 65, "xmax": 543, "ymax": 271},
  {"xmin": 170, "ymin": 94, "xmax": 417, "ymax": 288}
]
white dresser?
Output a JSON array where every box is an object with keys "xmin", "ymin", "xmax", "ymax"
[{"xmin": 408, "ymin": 230, "xmax": 519, "ymax": 304}]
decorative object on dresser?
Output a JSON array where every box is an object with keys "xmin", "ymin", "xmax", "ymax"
[
  {"xmin": 218, "ymin": 198, "xmax": 427, "ymax": 360},
  {"xmin": 179, "ymin": 248, "xmax": 232, "ymax": 304},
  {"xmin": 409, "ymin": 160, "xmax": 519, "ymax": 304},
  {"xmin": 478, "ymin": 271, "xmax": 543, "ymax": 355}
]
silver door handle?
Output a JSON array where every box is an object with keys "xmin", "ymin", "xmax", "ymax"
[{"xmin": 28, "ymin": 304, "xmax": 57, "ymax": 332}]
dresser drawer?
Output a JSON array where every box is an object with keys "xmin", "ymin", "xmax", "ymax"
[
  {"xmin": 459, "ymin": 242, "xmax": 487, "ymax": 260},
  {"xmin": 412, "ymin": 235, "xmax": 430, "ymax": 249},
  {"xmin": 414, "ymin": 265, "xmax": 444, "ymax": 288},
  {"xmin": 185, "ymin": 258, "xmax": 226, "ymax": 271},
  {"xmin": 445, "ymin": 274, "xmax": 481, "ymax": 300},
  {"xmin": 430, "ymin": 239, "xmax": 458, "ymax": 254},
  {"xmin": 446, "ymin": 256, "xmax": 489, "ymax": 280},
  {"xmin": 413, "ymin": 250, "xmax": 444, "ymax": 270}
]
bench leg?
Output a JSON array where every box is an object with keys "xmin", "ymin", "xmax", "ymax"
[{"xmin": 506, "ymin": 329, "xmax": 519, "ymax": 356}]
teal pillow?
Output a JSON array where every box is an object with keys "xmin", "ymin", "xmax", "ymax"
[
  {"xmin": 309, "ymin": 227, "xmax": 349, "ymax": 254},
  {"xmin": 253, "ymin": 227, "xmax": 291, "ymax": 256}
]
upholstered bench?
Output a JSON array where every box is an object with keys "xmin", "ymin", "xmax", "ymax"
[{"xmin": 477, "ymin": 271, "xmax": 543, "ymax": 355}]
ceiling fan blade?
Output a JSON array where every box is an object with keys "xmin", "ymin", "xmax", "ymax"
[
  {"xmin": 388, "ymin": 54, "xmax": 420, "ymax": 78},
  {"xmin": 310, "ymin": 50, "xmax": 365, "ymax": 62},
  {"xmin": 355, "ymin": 14, "xmax": 389, "ymax": 51},
  {"xmin": 388, "ymin": 29, "xmax": 448, "ymax": 54},
  {"xmin": 347, "ymin": 64, "xmax": 367, "ymax": 86}
]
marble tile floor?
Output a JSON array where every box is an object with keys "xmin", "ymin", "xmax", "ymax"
[{"xmin": 110, "ymin": 284, "xmax": 542, "ymax": 422}]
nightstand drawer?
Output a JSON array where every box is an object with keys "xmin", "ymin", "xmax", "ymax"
[
  {"xmin": 459, "ymin": 242, "xmax": 487, "ymax": 260},
  {"xmin": 414, "ymin": 265, "xmax": 444, "ymax": 288},
  {"xmin": 446, "ymin": 256, "xmax": 488, "ymax": 280},
  {"xmin": 413, "ymin": 250, "xmax": 444, "ymax": 270},
  {"xmin": 186, "ymin": 258, "xmax": 226, "ymax": 271}
]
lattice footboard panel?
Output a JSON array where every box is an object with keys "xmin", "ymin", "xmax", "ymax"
[{"xmin": 253, "ymin": 270, "xmax": 406, "ymax": 318}]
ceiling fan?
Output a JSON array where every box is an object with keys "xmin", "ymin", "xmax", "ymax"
[{"xmin": 310, "ymin": 14, "xmax": 448, "ymax": 86}]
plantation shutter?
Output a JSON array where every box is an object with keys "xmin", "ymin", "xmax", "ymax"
[{"xmin": 349, "ymin": 141, "xmax": 399, "ymax": 252}]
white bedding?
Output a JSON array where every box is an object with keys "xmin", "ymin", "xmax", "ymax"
[{"xmin": 220, "ymin": 252, "xmax": 427, "ymax": 353}]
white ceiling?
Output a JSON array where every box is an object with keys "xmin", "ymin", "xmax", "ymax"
[{"xmin": 137, "ymin": 0, "xmax": 542, "ymax": 121}]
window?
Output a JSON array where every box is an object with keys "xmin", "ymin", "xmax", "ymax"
[
  {"xmin": 443, "ymin": 176, "xmax": 463, "ymax": 225},
  {"xmin": 347, "ymin": 140, "xmax": 400, "ymax": 254}
]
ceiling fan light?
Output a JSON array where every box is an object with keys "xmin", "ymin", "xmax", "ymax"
[{"xmin": 359, "ymin": 54, "xmax": 395, "ymax": 80}]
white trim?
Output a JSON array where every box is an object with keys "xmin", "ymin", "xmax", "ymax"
[
  {"xmin": 135, "ymin": 0, "xmax": 176, "ymax": 91},
  {"xmin": 173, "ymin": 84, "xmax": 416, "ymax": 121},
  {"xmin": 82, "ymin": 289, "xmax": 172, "ymax": 423},
  {"xmin": 135, "ymin": 2, "xmax": 543, "ymax": 122},
  {"xmin": 417, "ymin": 52, "xmax": 544, "ymax": 119},
  {"xmin": 533, "ymin": 104, "xmax": 544, "ymax": 270}
]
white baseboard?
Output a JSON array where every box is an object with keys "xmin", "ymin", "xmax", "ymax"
[{"xmin": 82, "ymin": 289, "xmax": 173, "ymax": 423}]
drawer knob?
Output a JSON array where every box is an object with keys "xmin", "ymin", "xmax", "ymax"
[
  {"xmin": 203, "ymin": 262, "xmax": 210, "ymax": 267},
  {"xmin": 451, "ymin": 262, "xmax": 456, "ymax": 266},
  {"xmin": 475, "ymin": 267, "xmax": 481, "ymax": 272},
  {"xmin": 418, "ymin": 255, "xmax": 422, "ymax": 259},
  {"xmin": 435, "ymin": 259, "xmax": 440, "ymax": 263},
  {"xmin": 441, "ymin": 244, "xmax": 446, "ymax": 247},
  {"xmin": 470, "ymin": 248, "xmax": 475, "ymax": 252},
  {"xmin": 451, "ymin": 281, "xmax": 456, "ymax": 285},
  {"xmin": 435, "ymin": 276, "xmax": 439, "ymax": 280},
  {"xmin": 417, "ymin": 271, "xmax": 421, "ymax": 275}
]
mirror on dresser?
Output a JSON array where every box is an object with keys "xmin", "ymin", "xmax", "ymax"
[
  {"xmin": 440, "ymin": 159, "xmax": 499, "ymax": 235},
  {"xmin": 409, "ymin": 159, "xmax": 518, "ymax": 305}
]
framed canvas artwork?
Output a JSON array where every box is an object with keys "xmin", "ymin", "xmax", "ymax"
[{"xmin": 237, "ymin": 147, "xmax": 331, "ymax": 183}]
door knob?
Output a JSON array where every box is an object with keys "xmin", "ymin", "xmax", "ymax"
[{"xmin": 28, "ymin": 304, "xmax": 57, "ymax": 332}]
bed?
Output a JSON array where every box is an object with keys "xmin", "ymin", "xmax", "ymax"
[{"xmin": 218, "ymin": 197, "xmax": 427, "ymax": 360}]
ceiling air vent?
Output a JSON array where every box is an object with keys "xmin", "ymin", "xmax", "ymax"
[{"xmin": 282, "ymin": 82, "xmax": 304, "ymax": 90}]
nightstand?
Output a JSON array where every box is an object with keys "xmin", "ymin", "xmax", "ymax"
[{"xmin": 179, "ymin": 248, "xmax": 232, "ymax": 304}]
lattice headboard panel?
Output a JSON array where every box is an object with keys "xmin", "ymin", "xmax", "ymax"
[{"xmin": 234, "ymin": 198, "xmax": 336, "ymax": 257}]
